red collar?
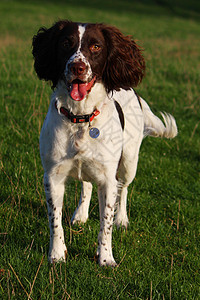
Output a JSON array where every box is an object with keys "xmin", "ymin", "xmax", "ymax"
[{"xmin": 55, "ymin": 101, "xmax": 100, "ymax": 124}]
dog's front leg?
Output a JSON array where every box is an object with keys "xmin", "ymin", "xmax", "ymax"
[
  {"xmin": 44, "ymin": 172, "xmax": 67, "ymax": 263},
  {"xmin": 97, "ymin": 180, "xmax": 117, "ymax": 267}
]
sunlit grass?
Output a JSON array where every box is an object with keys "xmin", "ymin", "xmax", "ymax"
[{"xmin": 0, "ymin": 0, "xmax": 200, "ymax": 299}]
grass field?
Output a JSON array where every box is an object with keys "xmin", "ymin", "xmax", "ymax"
[{"xmin": 0, "ymin": 0, "xmax": 200, "ymax": 299}]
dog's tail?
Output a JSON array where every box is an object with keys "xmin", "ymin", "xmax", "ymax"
[{"xmin": 141, "ymin": 99, "xmax": 178, "ymax": 138}]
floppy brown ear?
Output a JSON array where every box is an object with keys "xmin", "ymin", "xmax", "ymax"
[
  {"xmin": 101, "ymin": 25, "xmax": 145, "ymax": 93},
  {"xmin": 32, "ymin": 20, "xmax": 70, "ymax": 87}
]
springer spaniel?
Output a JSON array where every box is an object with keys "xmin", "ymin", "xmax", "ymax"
[{"xmin": 32, "ymin": 21, "xmax": 178, "ymax": 266}]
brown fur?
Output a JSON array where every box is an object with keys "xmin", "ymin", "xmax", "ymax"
[{"xmin": 32, "ymin": 21, "xmax": 145, "ymax": 92}]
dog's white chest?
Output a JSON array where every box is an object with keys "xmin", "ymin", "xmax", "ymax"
[{"xmin": 66, "ymin": 120, "xmax": 123, "ymax": 183}]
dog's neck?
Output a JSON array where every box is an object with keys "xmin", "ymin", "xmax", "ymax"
[{"xmin": 54, "ymin": 80, "xmax": 108, "ymax": 116}]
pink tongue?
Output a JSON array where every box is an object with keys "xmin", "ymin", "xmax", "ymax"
[
  {"xmin": 69, "ymin": 77, "xmax": 96, "ymax": 101},
  {"xmin": 70, "ymin": 82, "xmax": 88, "ymax": 101}
]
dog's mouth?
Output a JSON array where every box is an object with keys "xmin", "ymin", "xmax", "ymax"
[{"xmin": 67, "ymin": 77, "xmax": 96, "ymax": 101}]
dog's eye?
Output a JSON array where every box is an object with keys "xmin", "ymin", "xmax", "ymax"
[
  {"xmin": 62, "ymin": 39, "xmax": 70, "ymax": 49},
  {"xmin": 90, "ymin": 44, "xmax": 101, "ymax": 53},
  {"xmin": 62, "ymin": 37, "xmax": 74, "ymax": 49}
]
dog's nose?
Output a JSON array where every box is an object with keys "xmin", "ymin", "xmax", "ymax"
[{"xmin": 70, "ymin": 62, "xmax": 87, "ymax": 76}]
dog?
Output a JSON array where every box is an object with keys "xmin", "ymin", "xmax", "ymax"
[{"xmin": 32, "ymin": 20, "xmax": 178, "ymax": 266}]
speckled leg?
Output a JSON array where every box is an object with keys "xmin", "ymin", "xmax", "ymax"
[
  {"xmin": 97, "ymin": 181, "xmax": 117, "ymax": 267},
  {"xmin": 44, "ymin": 172, "xmax": 67, "ymax": 263},
  {"xmin": 71, "ymin": 181, "xmax": 92, "ymax": 225}
]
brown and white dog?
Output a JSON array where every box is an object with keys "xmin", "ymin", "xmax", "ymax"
[{"xmin": 32, "ymin": 21, "xmax": 177, "ymax": 266}]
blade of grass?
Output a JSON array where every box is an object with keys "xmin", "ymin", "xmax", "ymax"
[
  {"xmin": 28, "ymin": 255, "xmax": 44, "ymax": 300},
  {"xmin": 8, "ymin": 263, "xmax": 30, "ymax": 299}
]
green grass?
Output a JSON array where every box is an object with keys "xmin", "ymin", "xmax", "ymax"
[{"xmin": 0, "ymin": 0, "xmax": 200, "ymax": 299}]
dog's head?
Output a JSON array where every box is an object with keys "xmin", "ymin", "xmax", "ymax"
[{"xmin": 32, "ymin": 20, "xmax": 145, "ymax": 101}]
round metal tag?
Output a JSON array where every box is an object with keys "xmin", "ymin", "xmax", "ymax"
[{"xmin": 89, "ymin": 127, "xmax": 100, "ymax": 139}]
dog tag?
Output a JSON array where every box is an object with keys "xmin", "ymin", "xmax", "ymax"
[{"xmin": 89, "ymin": 127, "xmax": 100, "ymax": 139}]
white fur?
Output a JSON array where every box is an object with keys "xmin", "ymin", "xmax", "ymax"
[
  {"xmin": 64, "ymin": 24, "xmax": 93, "ymax": 83},
  {"xmin": 40, "ymin": 82, "xmax": 177, "ymax": 265}
]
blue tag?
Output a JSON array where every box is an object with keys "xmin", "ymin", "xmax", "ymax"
[{"xmin": 89, "ymin": 127, "xmax": 100, "ymax": 139}]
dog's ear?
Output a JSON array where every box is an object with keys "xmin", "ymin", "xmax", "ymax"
[
  {"xmin": 32, "ymin": 20, "xmax": 71, "ymax": 88},
  {"xmin": 101, "ymin": 25, "xmax": 145, "ymax": 93}
]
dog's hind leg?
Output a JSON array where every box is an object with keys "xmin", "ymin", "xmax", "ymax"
[
  {"xmin": 71, "ymin": 181, "xmax": 92, "ymax": 225},
  {"xmin": 115, "ymin": 183, "xmax": 129, "ymax": 228},
  {"xmin": 115, "ymin": 153, "xmax": 140, "ymax": 228}
]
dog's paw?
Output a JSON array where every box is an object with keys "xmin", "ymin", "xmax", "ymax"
[
  {"xmin": 48, "ymin": 245, "xmax": 67, "ymax": 263},
  {"xmin": 98, "ymin": 255, "xmax": 117, "ymax": 267},
  {"xmin": 114, "ymin": 213, "xmax": 129, "ymax": 228},
  {"xmin": 97, "ymin": 249, "xmax": 117, "ymax": 267},
  {"xmin": 71, "ymin": 208, "xmax": 88, "ymax": 225}
]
